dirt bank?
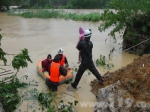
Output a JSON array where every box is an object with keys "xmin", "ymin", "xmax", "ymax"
[{"xmin": 91, "ymin": 54, "xmax": 150, "ymax": 103}]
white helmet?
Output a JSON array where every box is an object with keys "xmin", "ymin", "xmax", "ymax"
[
  {"xmin": 58, "ymin": 48, "xmax": 63, "ymax": 54},
  {"xmin": 84, "ymin": 29, "xmax": 92, "ymax": 38}
]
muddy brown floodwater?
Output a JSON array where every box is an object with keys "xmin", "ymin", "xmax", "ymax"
[{"xmin": 0, "ymin": 10, "xmax": 139, "ymax": 112}]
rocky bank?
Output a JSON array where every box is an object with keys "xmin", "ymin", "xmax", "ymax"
[{"xmin": 91, "ymin": 54, "xmax": 150, "ymax": 112}]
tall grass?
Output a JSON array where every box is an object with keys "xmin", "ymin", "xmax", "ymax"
[
  {"xmin": 8, "ymin": 9, "xmax": 101, "ymax": 22},
  {"xmin": 62, "ymin": 12, "xmax": 101, "ymax": 22}
]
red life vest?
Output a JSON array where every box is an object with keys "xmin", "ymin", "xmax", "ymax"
[
  {"xmin": 59, "ymin": 54, "xmax": 66, "ymax": 66},
  {"xmin": 49, "ymin": 62, "xmax": 60, "ymax": 82}
]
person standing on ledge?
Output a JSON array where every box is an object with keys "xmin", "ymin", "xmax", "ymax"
[{"xmin": 68, "ymin": 29, "xmax": 104, "ymax": 91}]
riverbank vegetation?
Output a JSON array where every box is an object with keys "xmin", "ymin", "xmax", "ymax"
[
  {"xmin": 98, "ymin": 0, "xmax": 150, "ymax": 55},
  {"xmin": 0, "ymin": 33, "xmax": 32, "ymax": 111},
  {"xmin": 7, "ymin": 0, "xmax": 150, "ymax": 39},
  {"xmin": 98, "ymin": 0, "xmax": 150, "ymax": 39},
  {"xmin": 0, "ymin": 0, "xmax": 111, "ymax": 11},
  {"xmin": 0, "ymin": 78, "xmax": 27, "ymax": 112},
  {"xmin": 8, "ymin": 9, "xmax": 101, "ymax": 22}
]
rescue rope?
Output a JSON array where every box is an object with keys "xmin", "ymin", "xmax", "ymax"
[
  {"xmin": 122, "ymin": 37, "xmax": 150, "ymax": 53},
  {"xmin": 73, "ymin": 38, "xmax": 150, "ymax": 68},
  {"xmin": 113, "ymin": 37, "xmax": 150, "ymax": 57}
]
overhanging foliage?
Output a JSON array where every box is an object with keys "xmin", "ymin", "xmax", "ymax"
[{"xmin": 98, "ymin": 0, "xmax": 150, "ymax": 38}]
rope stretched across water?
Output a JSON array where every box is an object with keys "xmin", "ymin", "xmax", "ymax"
[
  {"xmin": 122, "ymin": 37, "xmax": 150, "ymax": 53},
  {"xmin": 68, "ymin": 38, "xmax": 150, "ymax": 68},
  {"xmin": 114, "ymin": 38, "xmax": 150, "ymax": 58}
]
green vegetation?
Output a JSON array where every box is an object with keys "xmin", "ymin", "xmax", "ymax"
[
  {"xmin": 96, "ymin": 47, "xmax": 115, "ymax": 70},
  {"xmin": 96, "ymin": 55, "xmax": 106, "ymax": 66},
  {"xmin": 38, "ymin": 92, "xmax": 57, "ymax": 109},
  {"xmin": 67, "ymin": 0, "xmax": 111, "ymax": 9},
  {"xmin": 0, "ymin": 33, "xmax": 32, "ymax": 111},
  {"xmin": 38, "ymin": 92, "xmax": 78, "ymax": 112},
  {"xmin": 8, "ymin": 9, "xmax": 101, "ymax": 22},
  {"xmin": 63, "ymin": 12, "xmax": 101, "ymax": 22},
  {"xmin": 0, "ymin": 76, "xmax": 78, "ymax": 112},
  {"xmin": 0, "ymin": 36, "xmax": 32, "ymax": 71},
  {"xmin": 0, "ymin": 77, "xmax": 27, "ymax": 112},
  {"xmin": 98, "ymin": 0, "xmax": 150, "ymax": 39},
  {"xmin": 0, "ymin": 0, "xmax": 111, "ymax": 11}
]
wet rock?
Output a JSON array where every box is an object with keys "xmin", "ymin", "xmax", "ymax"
[
  {"xmin": 131, "ymin": 101, "xmax": 149, "ymax": 112},
  {"xmin": 94, "ymin": 84, "xmax": 150, "ymax": 112},
  {"xmin": 92, "ymin": 54, "xmax": 150, "ymax": 112}
]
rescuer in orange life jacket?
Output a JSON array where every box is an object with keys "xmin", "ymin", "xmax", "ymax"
[
  {"xmin": 57, "ymin": 48, "xmax": 69, "ymax": 68},
  {"xmin": 46, "ymin": 54, "xmax": 67, "ymax": 91}
]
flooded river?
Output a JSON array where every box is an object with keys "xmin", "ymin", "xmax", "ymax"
[{"xmin": 0, "ymin": 11, "xmax": 139, "ymax": 112}]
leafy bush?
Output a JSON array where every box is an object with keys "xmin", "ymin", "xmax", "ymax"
[
  {"xmin": 21, "ymin": 12, "xmax": 34, "ymax": 18},
  {"xmin": 0, "ymin": 33, "xmax": 32, "ymax": 112},
  {"xmin": 8, "ymin": 9, "xmax": 101, "ymax": 22},
  {"xmin": 38, "ymin": 92, "xmax": 57, "ymax": 109},
  {"xmin": 38, "ymin": 92, "xmax": 78, "ymax": 112},
  {"xmin": 34, "ymin": 10, "xmax": 51, "ymax": 18},
  {"xmin": 98, "ymin": 0, "xmax": 150, "ymax": 38},
  {"xmin": 0, "ymin": 78, "xmax": 27, "ymax": 112}
]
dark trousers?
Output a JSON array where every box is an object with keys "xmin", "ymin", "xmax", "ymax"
[
  {"xmin": 72, "ymin": 60, "xmax": 103, "ymax": 88},
  {"xmin": 78, "ymin": 51, "xmax": 81, "ymax": 61},
  {"xmin": 46, "ymin": 78, "xmax": 58, "ymax": 92}
]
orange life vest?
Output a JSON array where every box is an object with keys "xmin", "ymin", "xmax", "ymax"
[
  {"xmin": 49, "ymin": 62, "xmax": 60, "ymax": 82},
  {"xmin": 59, "ymin": 54, "xmax": 66, "ymax": 66}
]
